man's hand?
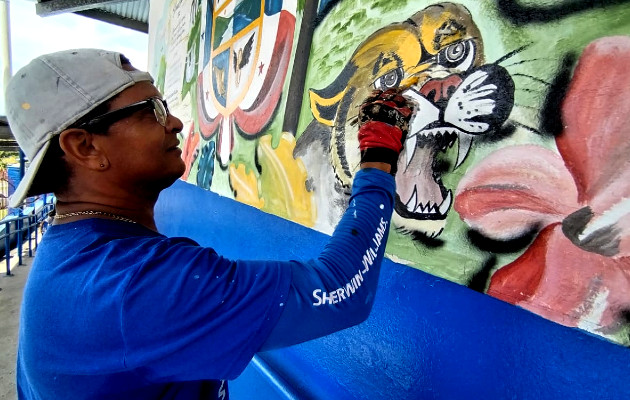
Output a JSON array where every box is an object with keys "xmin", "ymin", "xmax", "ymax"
[{"xmin": 358, "ymin": 89, "xmax": 413, "ymax": 174}]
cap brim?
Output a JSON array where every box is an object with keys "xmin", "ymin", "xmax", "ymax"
[{"xmin": 9, "ymin": 140, "xmax": 51, "ymax": 208}]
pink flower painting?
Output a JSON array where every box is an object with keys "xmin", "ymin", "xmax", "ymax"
[{"xmin": 455, "ymin": 36, "xmax": 630, "ymax": 340}]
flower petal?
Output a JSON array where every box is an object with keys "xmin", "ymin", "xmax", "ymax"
[
  {"xmin": 455, "ymin": 145, "xmax": 578, "ymax": 239},
  {"xmin": 487, "ymin": 224, "xmax": 556, "ymax": 303},
  {"xmin": 489, "ymin": 224, "xmax": 630, "ymax": 335},
  {"xmin": 558, "ymin": 36, "xmax": 630, "ymax": 203}
]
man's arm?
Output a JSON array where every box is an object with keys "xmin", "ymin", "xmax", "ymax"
[
  {"xmin": 261, "ymin": 168, "xmax": 395, "ymax": 350},
  {"xmin": 261, "ymin": 89, "xmax": 413, "ymax": 349}
]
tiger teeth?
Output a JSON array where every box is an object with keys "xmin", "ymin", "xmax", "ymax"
[
  {"xmin": 421, "ymin": 128, "xmax": 460, "ymax": 138},
  {"xmin": 404, "ymin": 186, "xmax": 452, "ymax": 216},
  {"xmin": 455, "ymin": 133, "xmax": 473, "ymax": 168},
  {"xmin": 438, "ymin": 190, "xmax": 452, "ymax": 215},
  {"xmin": 405, "ymin": 134, "xmax": 418, "ymax": 169},
  {"xmin": 405, "ymin": 186, "xmax": 418, "ymax": 212},
  {"xmin": 416, "ymin": 201, "xmax": 437, "ymax": 214}
]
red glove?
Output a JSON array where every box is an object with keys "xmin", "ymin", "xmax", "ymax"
[{"xmin": 358, "ymin": 89, "xmax": 412, "ymax": 174}]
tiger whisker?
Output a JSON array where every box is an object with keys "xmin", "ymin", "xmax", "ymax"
[
  {"xmin": 494, "ymin": 44, "xmax": 533, "ymax": 65},
  {"xmin": 512, "ymin": 120, "xmax": 542, "ymax": 135},
  {"xmin": 515, "ymin": 87, "xmax": 545, "ymax": 94},
  {"xmin": 396, "ymin": 226, "xmax": 412, "ymax": 235},
  {"xmin": 512, "ymin": 73, "xmax": 552, "ymax": 86}
]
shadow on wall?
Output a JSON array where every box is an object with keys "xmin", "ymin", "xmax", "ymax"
[{"xmin": 496, "ymin": 0, "xmax": 630, "ymax": 24}]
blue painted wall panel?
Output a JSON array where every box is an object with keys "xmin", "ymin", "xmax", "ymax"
[
  {"xmin": 7, "ymin": 164, "xmax": 20, "ymax": 199},
  {"xmin": 155, "ymin": 180, "xmax": 630, "ymax": 399}
]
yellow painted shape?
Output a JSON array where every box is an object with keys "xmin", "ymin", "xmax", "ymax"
[
  {"xmin": 309, "ymin": 88, "xmax": 347, "ymax": 126},
  {"xmin": 229, "ymin": 163, "xmax": 265, "ymax": 209},
  {"xmin": 420, "ymin": 10, "xmax": 467, "ymax": 54},
  {"xmin": 309, "ymin": 29, "xmax": 421, "ymax": 126},
  {"xmin": 353, "ymin": 29, "xmax": 421, "ymax": 65},
  {"xmin": 257, "ymin": 133, "xmax": 316, "ymax": 227}
]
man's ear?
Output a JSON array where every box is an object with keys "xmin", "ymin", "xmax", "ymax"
[{"xmin": 58, "ymin": 129, "xmax": 108, "ymax": 170}]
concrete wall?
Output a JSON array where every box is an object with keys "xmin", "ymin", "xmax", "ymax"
[{"xmin": 149, "ymin": 0, "xmax": 630, "ymax": 397}]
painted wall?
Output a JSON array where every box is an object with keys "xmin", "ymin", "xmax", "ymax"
[
  {"xmin": 155, "ymin": 180, "xmax": 630, "ymax": 399},
  {"xmin": 148, "ymin": 0, "xmax": 630, "ymax": 387}
]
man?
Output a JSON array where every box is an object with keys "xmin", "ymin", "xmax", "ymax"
[{"xmin": 6, "ymin": 49, "xmax": 412, "ymax": 399}]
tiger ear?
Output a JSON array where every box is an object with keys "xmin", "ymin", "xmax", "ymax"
[{"xmin": 308, "ymin": 62, "xmax": 358, "ymax": 127}]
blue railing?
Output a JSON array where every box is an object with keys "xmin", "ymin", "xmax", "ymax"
[{"xmin": 1, "ymin": 202, "xmax": 54, "ymax": 276}]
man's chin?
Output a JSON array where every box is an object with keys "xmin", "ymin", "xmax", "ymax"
[
  {"xmin": 169, "ymin": 166, "xmax": 186, "ymax": 187},
  {"xmin": 153, "ymin": 165, "xmax": 187, "ymax": 193}
]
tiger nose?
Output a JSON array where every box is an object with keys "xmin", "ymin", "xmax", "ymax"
[{"xmin": 419, "ymin": 75, "xmax": 464, "ymax": 104}]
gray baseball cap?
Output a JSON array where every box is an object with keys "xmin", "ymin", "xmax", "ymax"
[{"xmin": 5, "ymin": 48, "xmax": 153, "ymax": 207}]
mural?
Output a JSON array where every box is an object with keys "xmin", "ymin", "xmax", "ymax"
[
  {"xmin": 150, "ymin": 0, "xmax": 315, "ymax": 226},
  {"xmin": 149, "ymin": 0, "xmax": 630, "ymax": 345},
  {"xmin": 295, "ymin": 2, "xmax": 515, "ymax": 238},
  {"xmin": 196, "ymin": 0, "xmax": 296, "ymax": 168}
]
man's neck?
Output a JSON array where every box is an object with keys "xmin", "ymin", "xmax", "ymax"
[{"xmin": 54, "ymin": 199, "xmax": 158, "ymax": 231}]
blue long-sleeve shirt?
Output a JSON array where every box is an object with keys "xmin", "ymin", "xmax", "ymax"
[{"xmin": 17, "ymin": 168, "xmax": 395, "ymax": 400}]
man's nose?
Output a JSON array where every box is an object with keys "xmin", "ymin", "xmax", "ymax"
[{"xmin": 166, "ymin": 113, "xmax": 184, "ymax": 134}]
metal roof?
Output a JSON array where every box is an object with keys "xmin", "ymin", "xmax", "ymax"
[
  {"xmin": 0, "ymin": 116, "xmax": 19, "ymax": 152},
  {"xmin": 0, "ymin": 1, "xmax": 150, "ymax": 152},
  {"xmin": 35, "ymin": 0, "xmax": 149, "ymax": 33}
]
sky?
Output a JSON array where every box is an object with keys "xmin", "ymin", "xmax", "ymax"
[{"xmin": 0, "ymin": 0, "xmax": 148, "ymax": 113}]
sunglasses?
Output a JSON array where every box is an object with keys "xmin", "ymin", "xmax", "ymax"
[{"xmin": 78, "ymin": 96, "xmax": 169, "ymax": 131}]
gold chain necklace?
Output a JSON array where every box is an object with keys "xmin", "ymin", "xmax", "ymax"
[{"xmin": 54, "ymin": 210, "xmax": 137, "ymax": 224}]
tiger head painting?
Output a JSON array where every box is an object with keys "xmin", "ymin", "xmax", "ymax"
[{"xmin": 295, "ymin": 2, "xmax": 515, "ymax": 239}]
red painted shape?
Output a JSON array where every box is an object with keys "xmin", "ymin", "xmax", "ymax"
[
  {"xmin": 181, "ymin": 125, "xmax": 200, "ymax": 180},
  {"xmin": 487, "ymin": 223, "xmax": 557, "ymax": 303},
  {"xmin": 419, "ymin": 74, "xmax": 463, "ymax": 103},
  {"xmin": 232, "ymin": 11, "xmax": 296, "ymax": 134},
  {"xmin": 196, "ymin": 72, "xmax": 222, "ymax": 139},
  {"xmin": 558, "ymin": 36, "xmax": 630, "ymax": 204}
]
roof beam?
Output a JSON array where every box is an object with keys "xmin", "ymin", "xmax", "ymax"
[
  {"xmin": 0, "ymin": 117, "xmax": 20, "ymax": 150},
  {"xmin": 75, "ymin": 9, "xmax": 147, "ymax": 32},
  {"xmin": 36, "ymin": 0, "xmax": 126, "ymax": 16}
]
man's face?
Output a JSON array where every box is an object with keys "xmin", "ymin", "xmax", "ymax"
[{"xmin": 95, "ymin": 81, "xmax": 186, "ymax": 195}]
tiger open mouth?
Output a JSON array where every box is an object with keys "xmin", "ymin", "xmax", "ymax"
[
  {"xmin": 389, "ymin": 66, "xmax": 513, "ymax": 237},
  {"xmin": 394, "ymin": 126, "xmax": 470, "ymax": 222}
]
